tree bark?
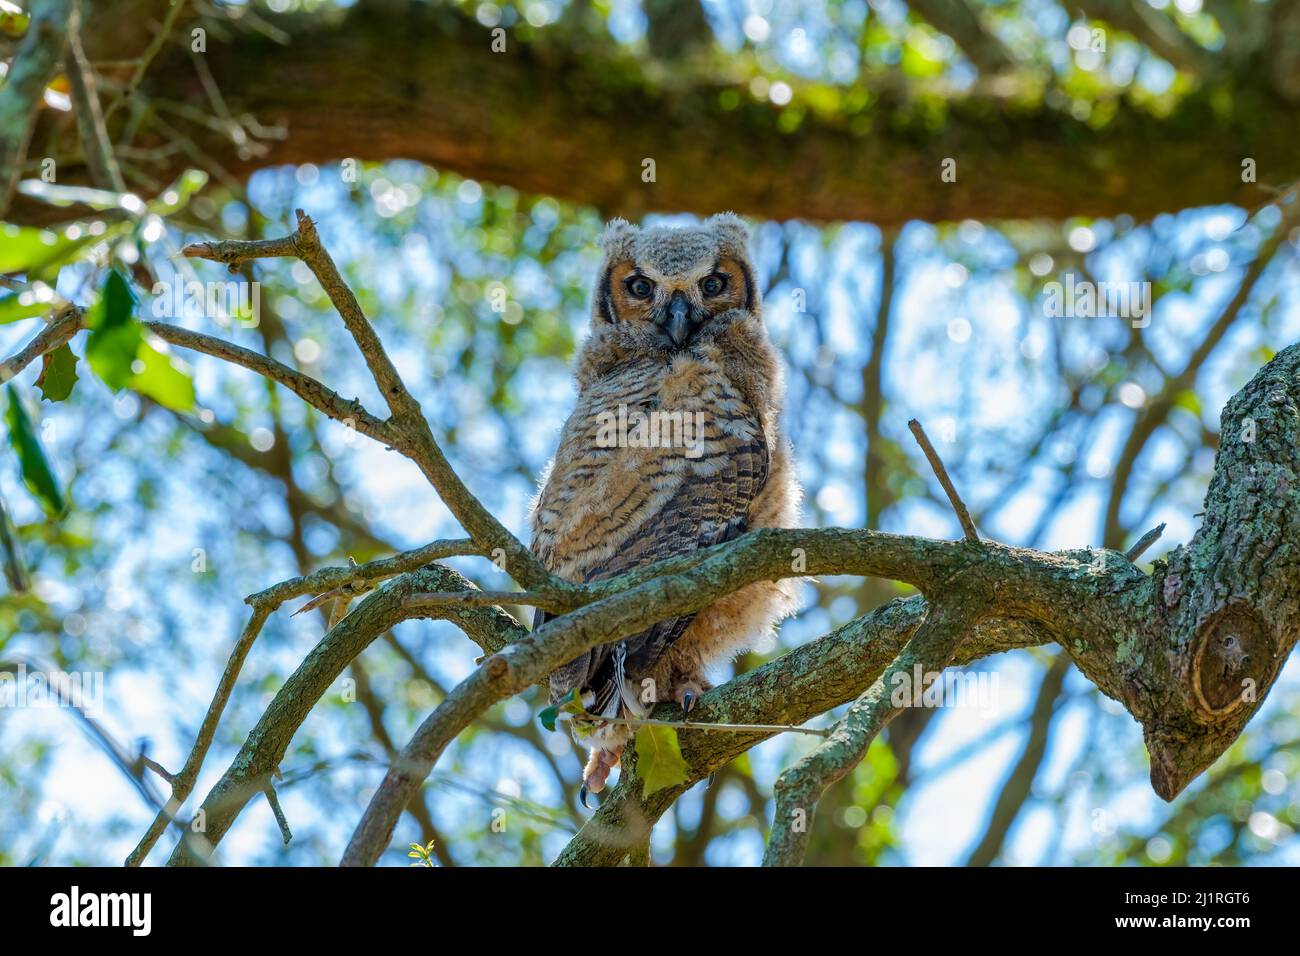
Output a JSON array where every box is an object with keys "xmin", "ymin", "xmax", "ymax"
[{"xmin": 10, "ymin": 0, "xmax": 1300, "ymax": 227}]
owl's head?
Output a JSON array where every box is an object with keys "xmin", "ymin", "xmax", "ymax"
[{"xmin": 590, "ymin": 213, "xmax": 759, "ymax": 351}]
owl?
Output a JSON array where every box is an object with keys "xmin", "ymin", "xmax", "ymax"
[{"xmin": 530, "ymin": 213, "xmax": 801, "ymax": 800}]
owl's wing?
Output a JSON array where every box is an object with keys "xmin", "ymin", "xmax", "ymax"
[{"xmin": 537, "ymin": 427, "xmax": 769, "ymax": 709}]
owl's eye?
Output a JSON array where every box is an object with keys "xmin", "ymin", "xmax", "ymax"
[
  {"xmin": 701, "ymin": 273, "xmax": 728, "ymax": 297},
  {"xmin": 625, "ymin": 275, "xmax": 655, "ymax": 299}
]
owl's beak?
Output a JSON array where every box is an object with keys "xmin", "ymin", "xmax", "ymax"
[{"xmin": 660, "ymin": 291, "xmax": 694, "ymax": 348}]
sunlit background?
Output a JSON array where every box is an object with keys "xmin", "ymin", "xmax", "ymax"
[{"xmin": 1, "ymin": 0, "xmax": 1299, "ymax": 866}]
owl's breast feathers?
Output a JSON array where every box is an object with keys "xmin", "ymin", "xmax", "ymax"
[{"xmin": 532, "ymin": 347, "xmax": 771, "ymax": 706}]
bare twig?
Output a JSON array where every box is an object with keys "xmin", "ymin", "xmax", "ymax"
[
  {"xmin": 559, "ymin": 714, "xmax": 831, "ymax": 738},
  {"xmin": 165, "ymin": 564, "xmax": 529, "ymax": 866},
  {"xmin": 126, "ymin": 538, "xmax": 479, "ymax": 866},
  {"xmin": 140, "ymin": 755, "xmax": 177, "ymax": 784},
  {"xmin": 264, "ymin": 783, "xmax": 293, "ymax": 845},
  {"xmin": 143, "ymin": 321, "xmax": 392, "ymax": 443},
  {"xmin": 104, "ymin": 0, "xmax": 189, "ymax": 123},
  {"xmin": 907, "ymin": 418, "xmax": 979, "ymax": 542},
  {"xmin": 63, "ymin": 0, "xmax": 126, "ymax": 192},
  {"xmin": 1125, "ymin": 522, "xmax": 1166, "ymax": 562}
]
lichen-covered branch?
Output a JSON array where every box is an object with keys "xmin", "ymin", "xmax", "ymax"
[
  {"xmin": 152, "ymin": 339, "xmax": 1300, "ymax": 866},
  {"xmin": 165, "ymin": 563, "xmax": 527, "ymax": 866},
  {"xmin": 127, "ymin": 539, "xmax": 476, "ymax": 865},
  {"xmin": 553, "ymin": 598, "xmax": 1050, "ymax": 866},
  {"xmin": 763, "ymin": 596, "xmax": 985, "ymax": 866},
  {"xmin": 12, "ymin": 0, "xmax": 1300, "ymax": 228}
]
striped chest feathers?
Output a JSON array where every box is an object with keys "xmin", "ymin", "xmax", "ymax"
[{"xmin": 534, "ymin": 353, "xmax": 764, "ymax": 572}]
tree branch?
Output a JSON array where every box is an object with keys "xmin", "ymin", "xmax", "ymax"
[
  {"xmin": 906, "ymin": 0, "xmax": 1020, "ymax": 74},
  {"xmin": 1074, "ymin": 0, "xmax": 1213, "ymax": 75},
  {"xmin": 11, "ymin": 0, "xmax": 1299, "ymax": 227},
  {"xmin": 164, "ymin": 563, "xmax": 527, "ymax": 865},
  {"xmin": 143, "ymin": 320, "xmax": 392, "ymax": 442},
  {"xmin": 181, "ymin": 211, "xmax": 554, "ymax": 590},
  {"xmin": 553, "ymin": 597, "xmax": 1050, "ymax": 865},
  {"xmin": 64, "ymin": 0, "xmax": 127, "ymax": 193},
  {"xmin": 763, "ymin": 595, "xmax": 983, "ymax": 866},
  {"xmin": 0, "ymin": 305, "xmax": 84, "ymax": 386},
  {"xmin": 0, "ymin": 0, "xmax": 73, "ymax": 218}
]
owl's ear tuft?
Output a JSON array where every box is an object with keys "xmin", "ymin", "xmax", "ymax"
[
  {"xmin": 600, "ymin": 218, "xmax": 639, "ymax": 258},
  {"xmin": 706, "ymin": 212, "xmax": 750, "ymax": 249}
]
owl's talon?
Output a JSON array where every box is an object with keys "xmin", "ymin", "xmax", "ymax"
[
  {"xmin": 673, "ymin": 680, "xmax": 706, "ymax": 716},
  {"xmin": 579, "ymin": 786, "xmax": 596, "ymax": 809}
]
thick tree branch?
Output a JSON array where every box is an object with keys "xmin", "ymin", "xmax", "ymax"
[
  {"xmin": 11, "ymin": 0, "xmax": 1300, "ymax": 227},
  {"xmin": 553, "ymin": 597, "xmax": 1050, "ymax": 865},
  {"xmin": 150, "ymin": 337, "xmax": 1300, "ymax": 865},
  {"xmin": 763, "ymin": 595, "xmax": 984, "ymax": 866}
]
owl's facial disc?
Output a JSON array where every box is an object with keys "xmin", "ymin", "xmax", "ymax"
[{"xmin": 604, "ymin": 256, "xmax": 752, "ymax": 350}]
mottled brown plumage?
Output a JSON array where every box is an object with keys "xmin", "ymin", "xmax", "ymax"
[{"xmin": 530, "ymin": 214, "xmax": 801, "ymax": 795}]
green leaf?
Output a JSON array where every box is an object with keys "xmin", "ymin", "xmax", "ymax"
[
  {"xmin": 0, "ymin": 225, "xmax": 70, "ymax": 272},
  {"xmin": 1172, "ymin": 389, "xmax": 1201, "ymax": 418},
  {"xmin": 635, "ymin": 724, "xmax": 689, "ymax": 798},
  {"xmin": 0, "ymin": 490, "xmax": 30, "ymax": 593},
  {"xmin": 0, "ymin": 6, "xmax": 31, "ymax": 39},
  {"xmin": 84, "ymin": 270, "xmax": 196, "ymax": 408},
  {"xmin": 4, "ymin": 385, "xmax": 65, "ymax": 516},
  {"xmin": 0, "ymin": 223, "xmax": 104, "ymax": 281},
  {"xmin": 538, "ymin": 704, "xmax": 560, "ymax": 732},
  {"xmin": 129, "ymin": 341, "xmax": 194, "ymax": 411},
  {"xmin": 36, "ymin": 344, "xmax": 78, "ymax": 402},
  {"xmin": 86, "ymin": 269, "xmax": 143, "ymax": 391},
  {"xmin": 0, "ymin": 292, "xmax": 47, "ymax": 325},
  {"xmin": 539, "ymin": 687, "xmax": 586, "ymax": 732}
]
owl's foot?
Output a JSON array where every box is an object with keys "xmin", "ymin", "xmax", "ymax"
[
  {"xmin": 580, "ymin": 744, "xmax": 624, "ymax": 806},
  {"xmin": 671, "ymin": 678, "xmax": 710, "ymax": 716}
]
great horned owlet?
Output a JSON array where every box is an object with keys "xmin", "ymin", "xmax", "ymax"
[{"xmin": 530, "ymin": 214, "xmax": 801, "ymax": 798}]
